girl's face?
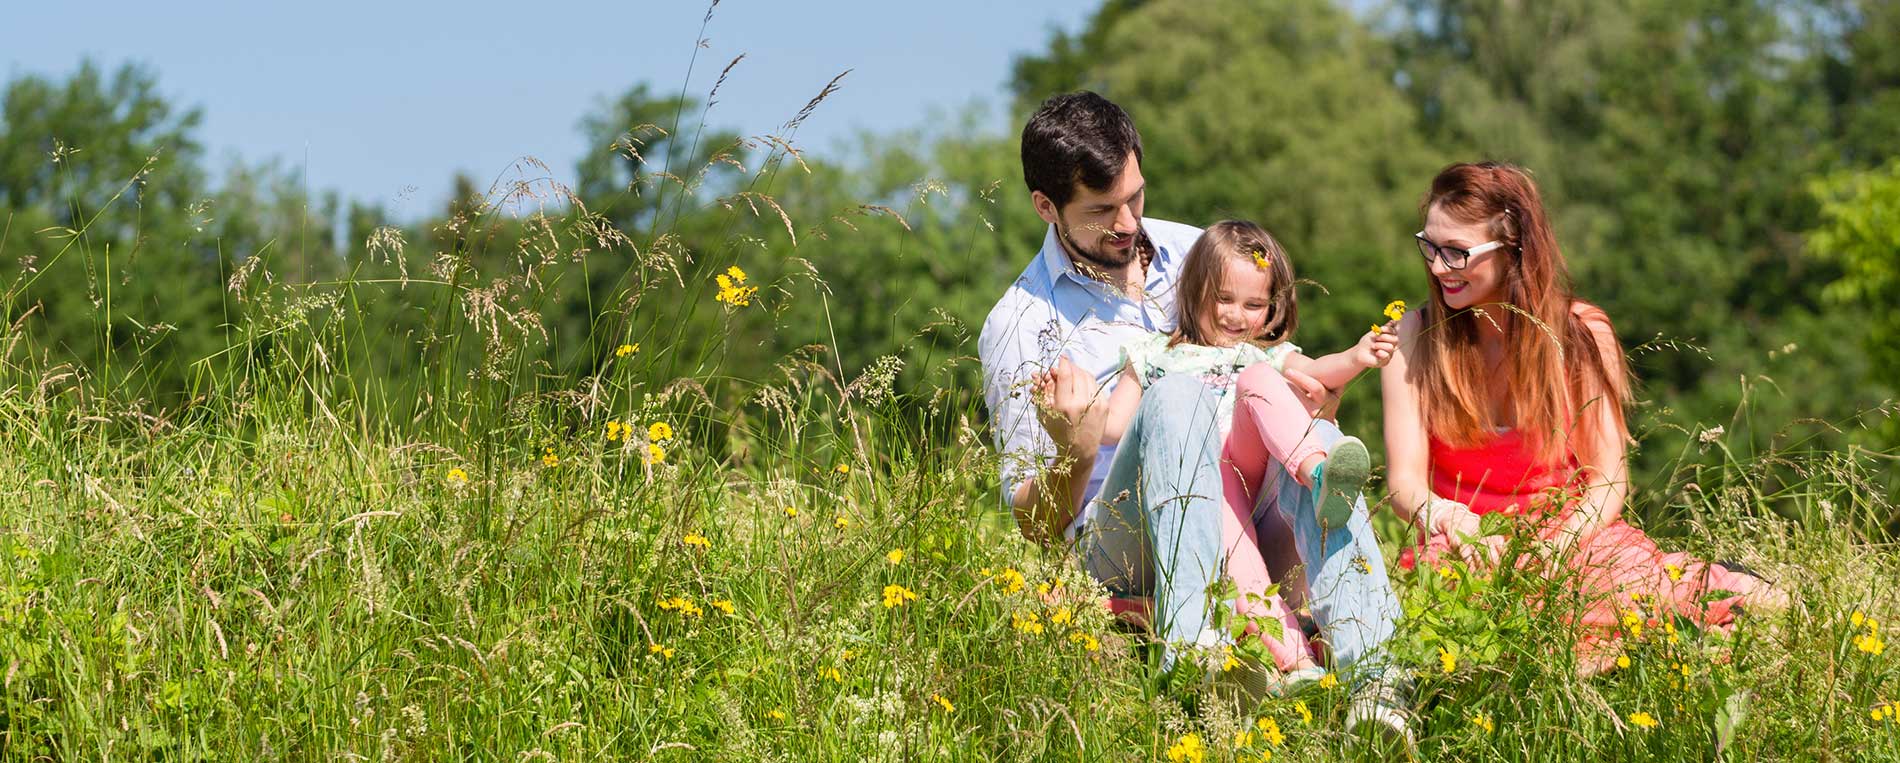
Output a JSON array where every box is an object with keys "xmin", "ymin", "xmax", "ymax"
[
  {"xmin": 1199, "ymin": 257, "xmax": 1275, "ymax": 347},
  {"xmin": 1421, "ymin": 203, "xmax": 1509, "ymax": 310}
]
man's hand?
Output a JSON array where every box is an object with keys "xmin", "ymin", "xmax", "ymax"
[{"xmin": 1032, "ymin": 356, "xmax": 1108, "ymax": 457}]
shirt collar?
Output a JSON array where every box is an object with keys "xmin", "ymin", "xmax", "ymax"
[{"xmin": 1037, "ymin": 221, "xmax": 1173, "ymax": 291}]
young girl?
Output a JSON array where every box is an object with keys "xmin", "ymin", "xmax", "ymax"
[{"xmin": 1073, "ymin": 219, "xmax": 1399, "ymax": 690}]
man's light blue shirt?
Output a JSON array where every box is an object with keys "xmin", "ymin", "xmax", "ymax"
[{"xmin": 978, "ymin": 218, "xmax": 1204, "ymax": 539}]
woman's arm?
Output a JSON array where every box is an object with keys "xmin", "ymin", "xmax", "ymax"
[
  {"xmin": 1382, "ymin": 313, "xmax": 1499, "ymax": 561},
  {"xmin": 1380, "ymin": 313, "xmax": 1435, "ymax": 526},
  {"xmin": 1544, "ymin": 316, "xmax": 1630, "ymax": 557},
  {"xmin": 1099, "ymin": 365, "xmax": 1143, "ymax": 446}
]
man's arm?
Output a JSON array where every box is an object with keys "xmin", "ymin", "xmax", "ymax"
[{"xmin": 981, "ymin": 298, "xmax": 1091, "ymax": 545}]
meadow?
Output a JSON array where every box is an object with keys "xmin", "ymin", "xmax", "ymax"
[
  {"xmin": 1, "ymin": 127, "xmax": 1897, "ymax": 762},
  {"xmin": 5, "ymin": 1, "xmax": 1900, "ymax": 758}
]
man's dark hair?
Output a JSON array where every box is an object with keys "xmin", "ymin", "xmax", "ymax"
[{"xmin": 1020, "ymin": 91, "xmax": 1143, "ymax": 210}]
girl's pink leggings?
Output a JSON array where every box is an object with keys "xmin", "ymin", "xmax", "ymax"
[{"xmin": 1212, "ymin": 363, "xmax": 1337, "ymax": 670}]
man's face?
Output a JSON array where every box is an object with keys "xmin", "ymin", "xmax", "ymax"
[{"xmin": 1033, "ymin": 152, "xmax": 1146, "ymax": 275}]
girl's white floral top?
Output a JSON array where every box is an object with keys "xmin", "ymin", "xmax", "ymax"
[{"xmin": 1119, "ymin": 333, "xmax": 1300, "ymax": 437}]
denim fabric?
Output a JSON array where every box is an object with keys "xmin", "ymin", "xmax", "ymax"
[
  {"xmin": 1258, "ymin": 418, "xmax": 1402, "ymax": 680},
  {"xmin": 1083, "ymin": 374, "xmax": 1227, "ymax": 661},
  {"xmin": 1082, "ymin": 379, "xmax": 1401, "ymax": 677}
]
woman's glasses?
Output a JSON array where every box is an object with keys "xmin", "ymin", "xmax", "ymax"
[{"xmin": 1414, "ymin": 232, "xmax": 1506, "ymax": 270}]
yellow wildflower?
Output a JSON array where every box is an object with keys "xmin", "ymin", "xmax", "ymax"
[
  {"xmin": 1471, "ymin": 713, "xmax": 1495, "ymax": 733},
  {"xmin": 834, "ymin": 463, "xmax": 850, "ymax": 475},
  {"xmin": 833, "ymin": 514, "xmax": 851, "ymax": 530},
  {"xmin": 682, "ymin": 532, "xmax": 711, "ymax": 550},
  {"xmin": 886, "ymin": 548, "xmax": 904, "ymax": 565},
  {"xmin": 821, "ymin": 667, "xmax": 842, "ymax": 683},
  {"xmin": 1628, "ymin": 711, "xmax": 1659, "ymax": 729},
  {"xmin": 1012, "ymin": 610, "xmax": 1045, "ymax": 636},
  {"xmin": 931, "ymin": 693, "xmax": 955, "ymax": 713},
  {"xmin": 644, "ymin": 443, "xmax": 667, "ymax": 465},
  {"xmin": 714, "ymin": 266, "xmax": 758, "ymax": 306},
  {"xmin": 1222, "ymin": 647, "xmax": 1242, "ymax": 673},
  {"xmin": 647, "ymin": 422, "xmax": 674, "ymax": 442},
  {"xmin": 710, "ymin": 599, "xmax": 736, "ymax": 616},
  {"xmin": 1616, "ymin": 654, "xmax": 1632, "ymax": 670},
  {"xmin": 1165, "ymin": 732, "xmax": 1205, "ymax": 763},
  {"xmin": 1622, "ymin": 610, "xmax": 1645, "ymax": 639},
  {"xmin": 1319, "ymin": 673, "xmax": 1339, "ymax": 689},
  {"xmin": 995, "ymin": 568, "xmax": 1026, "ymax": 595},
  {"xmin": 1235, "ymin": 730, "xmax": 1255, "ymax": 748},
  {"xmin": 647, "ymin": 643, "xmax": 675, "ymax": 659},
  {"xmin": 657, "ymin": 596, "xmax": 703, "ymax": 617},
  {"xmin": 784, "ymin": 506, "xmax": 798, "ymax": 518},
  {"xmin": 615, "ymin": 343, "xmax": 638, "ymax": 357},
  {"xmin": 446, "ymin": 467, "xmax": 468, "ymax": 485},
  {"xmin": 881, "ymin": 584, "xmax": 919, "ymax": 609},
  {"xmin": 1251, "ymin": 250, "xmax": 1271, "ymax": 270},
  {"xmin": 1256, "ymin": 716, "xmax": 1285, "ymax": 746},
  {"xmin": 541, "ymin": 447, "xmax": 559, "ymax": 468},
  {"xmin": 767, "ymin": 708, "xmax": 787, "ymax": 721},
  {"xmin": 1295, "ymin": 701, "xmax": 1314, "ymax": 726},
  {"xmin": 1050, "ymin": 606, "xmax": 1074, "ymax": 626},
  {"xmin": 1856, "ymin": 632, "xmax": 1886, "ymax": 656},
  {"xmin": 1664, "ymin": 563, "xmax": 1684, "ymax": 581},
  {"xmin": 1439, "ymin": 647, "xmax": 1458, "ymax": 674},
  {"xmin": 1665, "ymin": 620, "xmax": 1680, "ymax": 644},
  {"xmin": 1384, "ymin": 299, "xmax": 1407, "ymax": 322},
  {"xmin": 604, "ymin": 421, "xmax": 626, "ymax": 442},
  {"xmin": 1853, "ymin": 610, "xmax": 1866, "ymax": 628},
  {"xmin": 1068, "ymin": 631, "xmax": 1101, "ymax": 652}
]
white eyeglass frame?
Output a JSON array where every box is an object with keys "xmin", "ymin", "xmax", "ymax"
[{"xmin": 1414, "ymin": 231, "xmax": 1507, "ymax": 270}]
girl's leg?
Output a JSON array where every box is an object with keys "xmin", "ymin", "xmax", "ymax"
[
  {"xmin": 1232, "ymin": 363, "xmax": 1370, "ymax": 530},
  {"xmin": 1213, "ymin": 475, "xmax": 1314, "ymax": 671},
  {"xmin": 1232, "ymin": 364, "xmax": 1332, "ymax": 490}
]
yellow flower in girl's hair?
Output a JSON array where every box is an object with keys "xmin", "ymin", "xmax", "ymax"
[{"xmin": 1251, "ymin": 249, "xmax": 1271, "ymax": 270}]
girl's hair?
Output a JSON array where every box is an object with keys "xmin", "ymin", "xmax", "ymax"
[
  {"xmin": 1413, "ymin": 161, "xmax": 1631, "ymax": 465},
  {"xmin": 1171, "ymin": 220, "xmax": 1298, "ymax": 349}
]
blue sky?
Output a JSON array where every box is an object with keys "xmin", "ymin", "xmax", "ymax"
[{"xmin": 4, "ymin": 1, "xmax": 1099, "ymax": 219}]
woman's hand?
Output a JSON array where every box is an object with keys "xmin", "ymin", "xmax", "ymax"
[{"xmin": 1431, "ymin": 499, "xmax": 1508, "ymax": 568}]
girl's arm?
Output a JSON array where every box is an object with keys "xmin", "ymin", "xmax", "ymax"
[
  {"xmin": 1099, "ymin": 365, "xmax": 1143, "ymax": 446},
  {"xmin": 1281, "ymin": 325, "xmax": 1400, "ymax": 392},
  {"xmin": 1544, "ymin": 317, "xmax": 1630, "ymax": 558}
]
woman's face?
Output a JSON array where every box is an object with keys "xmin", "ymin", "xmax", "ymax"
[{"xmin": 1421, "ymin": 203, "xmax": 1508, "ymax": 310}]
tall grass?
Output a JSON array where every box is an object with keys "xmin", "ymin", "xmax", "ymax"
[{"xmin": 2, "ymin": 12, "xmax": 1898, "ymax": 762}]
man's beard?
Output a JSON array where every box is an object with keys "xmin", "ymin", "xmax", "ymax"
[{"xmin": 1056, "ymin": 217, "xmax": 1140, "ymax": 278}]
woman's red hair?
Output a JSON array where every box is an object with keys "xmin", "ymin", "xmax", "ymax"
[{"xmin": 1412, "ymin": 162, "xmax": 1632, "ymax": 465}]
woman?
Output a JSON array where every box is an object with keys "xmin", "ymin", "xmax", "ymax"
[{"xmin": 1380, "ymin": 162, "xmax": 1786, "ymax": 669}]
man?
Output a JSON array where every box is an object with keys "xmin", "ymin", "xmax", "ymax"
[{"xmin": 978, "ymin": 91, "xmax": 1411, "ymax": 744}]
